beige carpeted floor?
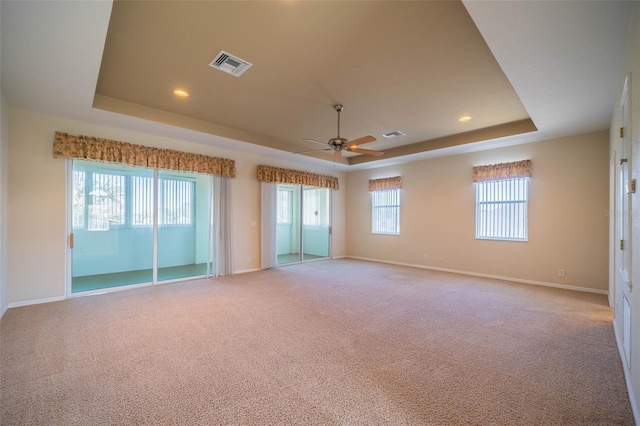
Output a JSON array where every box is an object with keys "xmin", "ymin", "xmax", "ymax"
[{"xmin": 1, "ymin": 259, "xmax": 634, "ymax": 425}]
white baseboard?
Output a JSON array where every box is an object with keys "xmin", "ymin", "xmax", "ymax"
[
  {"xmin": 1, "ymin": 303, "xmax": 8, "ymax": 319},
  {"xmin": 233, "ymin": 267, "xmax": 262, "ymax": 275},
  {"xmin": 5, "ymin": 270, "xmax": 260, "ymax": 308},
  {"xmin": 8, "ymin": 295, "xmax": 65, "ymax": 309},
  {"xmin": 347, "ymin": 256, "xmax": 608, "ymax": 295},
  {"xmin": 613, "ymin": 320, "xmax": 639, "ymax": 425},
  {"xmin": 332, "ymin": 255, "xmax": 348, "ymax": 259}
]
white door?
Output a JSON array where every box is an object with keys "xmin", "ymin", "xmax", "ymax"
[{"xmin": 615, "ymin": 76, "xmax": 633, "ymax": 368}]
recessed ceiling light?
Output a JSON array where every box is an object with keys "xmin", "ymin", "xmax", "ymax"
[
  {"xmin": 173, "ymin": 89, "xmax": 189, "ymax": 98},
  {"xmin": 459, "ymin": 116, "xmax": 472, "ymax": 122}
]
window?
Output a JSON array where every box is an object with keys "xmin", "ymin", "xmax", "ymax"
[
  {"xmin": 303, "ymin": 187, "xmax": 329, "ymax": 226},
  {"xmin": 73, "ymin": 169, "xmax": 128, "ymax": 230},
  {"xmin": 277, "ymin": 188, "xmax": 292, "ymax": 224},
  {"xmin": 132, "ymin": 176, "xmax": 154, "ymax": 226},
  {"xmin": 475, "ymin": 178, "xmax": 528, "ymax": 241},
  {"xmin": 73, "ymin": 168, "xmax": 194, "ymax": 230},
  {"xmin": 158, "ymin": 178, "xmax": 194, "ymax": 226},
  {"xmin": 72, "ymin": 170, "xmax": 86, "ymax": 228},
  {"xmin": 371, "ymin": 188, "xmax": 400, "ymax": 235}
]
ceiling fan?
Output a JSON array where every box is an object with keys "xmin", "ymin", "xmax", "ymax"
[{"xmin": 298, "ymin": 105, "xmax": 384, "ymax": 162}]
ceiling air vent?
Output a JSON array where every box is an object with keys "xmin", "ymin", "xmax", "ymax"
[
  {"xmin": 383, "ymin": 131, "xmax": 406, "ymax": 139},
  {"xmin": 209, "ymin": 50, "xmax": 252, "ymax": 77}
]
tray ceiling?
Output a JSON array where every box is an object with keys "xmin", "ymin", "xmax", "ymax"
[{"xmin": 94, "ymin": 0, "xmax": 535, "ymax": 166}]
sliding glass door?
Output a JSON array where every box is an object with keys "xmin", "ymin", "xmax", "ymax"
[
  {"xmin": 71, "ymin": 162, "xmax": 154, "ymax": 292},
  {"xmin": 276, "ymin": 184, "xmax": 330, "ymax": 265},
  {"xmin": 70, "ymin": 160, "xmax": 212, "ymax": 293},
  {"xmin": 301, "ymin": 186, "xmax": 330, "ymax": 261},
  {"xmin": 157, "ymin": 171, "xmax": 211, "ymax": 281},
  {"xmin": 276, "ymin": 185, "xmax": 300, "ymax": 264}
]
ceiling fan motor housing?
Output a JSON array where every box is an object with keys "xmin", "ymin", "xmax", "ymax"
[{"xmin": 329, "ymin": 137, "xmax": 349, "ymax": 150}]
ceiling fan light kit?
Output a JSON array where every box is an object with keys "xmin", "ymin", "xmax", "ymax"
[{"xmin": 297, "ymin": 105, "xmax": 384, "ymax": 162}]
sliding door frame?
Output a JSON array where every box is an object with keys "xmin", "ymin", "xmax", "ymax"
[
  {"xmin": 301, "ymin": 185, "xmax": 332, "ymax": 263},
  {"xmin": 65, "ymin": 159, "xmax": 211, "ymax": 298},
  {"xmin": 275, "ymin": 183, "xmax": 332, "ymax": 266}
]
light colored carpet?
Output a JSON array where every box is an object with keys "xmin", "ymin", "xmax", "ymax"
[{"xmin": 1, "ymin": 259, "xmax": 633, "ymax": 425}]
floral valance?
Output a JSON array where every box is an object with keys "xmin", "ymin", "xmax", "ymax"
[
  {"xmin": 257, "ymin": 165, "xmax": 339, "ymax": 190},
  {"xmin": 472, "ymin": 160, "xmax": 532, "ymax": 183},
  {"xmin": 369, "ymin": 176, "xmax": 402, "ymax": 192},
  {"xmin": 53, "ymin": 131, "xmax": 236, "ymax": 178}
]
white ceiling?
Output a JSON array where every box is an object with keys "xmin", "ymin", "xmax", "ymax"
[{"xmin": 1, "ymin": 1, "xmax": 635, "ymax": 172}]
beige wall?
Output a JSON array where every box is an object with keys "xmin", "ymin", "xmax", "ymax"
[
  {"xmin": 610, "ymin": 2, "xmax": 640, "ymax": 420},
  {"xmin": 7, "ymin": 108, "xmax": 346, "ymax": 304},
  {"xmin": 346, "ymin": 131, "xmax": 610, "ymax": 292}
]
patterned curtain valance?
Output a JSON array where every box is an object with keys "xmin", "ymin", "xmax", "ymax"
[
  {"xmin": 257, "ymin": 165, "xmax": 339, "ymax": 190},
  {"xmin": 53, "ymin": 131, "xmax": 236, "ymax": 178},
  {"xmin": 369, "ymin": 176, "xmax": 402, "ymax": 191},
  {"xmin": 472, "ymin": 160, "xmax": 532, "ymax": 183}
]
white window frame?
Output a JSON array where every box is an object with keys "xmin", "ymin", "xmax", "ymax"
[
  {"xmin": 371, "ymin": 188, "xmax": 400, "ymax": 235},
  {"xmin": 475, "ymin": 178, "xmax": 529, "ymax": 241}
]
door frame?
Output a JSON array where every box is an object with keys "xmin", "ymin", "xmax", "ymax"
[
  {"xmin": 65, "ymin": 159, "xmax": 213, "ymax": 298},
  {"xmin": 612, "ymin": 73, "xmax": 633, "ymax": 369},
  {"xmin": 275, "ymin": 183, "xmax": 332, "ymax": 265}
]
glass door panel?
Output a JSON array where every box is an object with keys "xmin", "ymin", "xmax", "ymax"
[
  {"xmin": 302, "ymin": 186, "xmax": 330, "ymax": 261},
  {"xmin": 276, "ymin": 185, "xmax": 301, "ymax": 265},
  {"xmin": 71, "ymin": 160, "xmax": 154, "ymax": 293},
  {"xmin": 157, "ymin": 171, "xmax": 210, "ymax": 281},
  {"xmin": 275, "ymin": 184, "xmax": 330, "ymax": 265}
]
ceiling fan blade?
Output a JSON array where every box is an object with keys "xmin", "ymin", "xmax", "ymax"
[
  {"xmin": 347, "ymin": 147, "xmax": 385, "ymax": 157},
  {"xmin": 347, "ymin": 135, "xmax": 376, "ymax": 147},
  {"xmin": 295, "ymin": 148, "xmax": 332, "ymax": 155},
  {"xmin": 303, "ymin": 138, "xmax": 329, "ymax": 146},
  {"xmin": 334, "ymin": 150, "xmax": 343, "ymax": 162}
]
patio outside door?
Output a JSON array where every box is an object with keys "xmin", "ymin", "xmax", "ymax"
[
  {"xmin": 70, "ymin": 160, "xmax": 213, "ymax": 294},
  {"xmin": 276, "ymin": 184, "xmax": 330, "ymax": 265},
  {"xmin": 301, "ymin": 186, "xmax": 330, "ymax": 261}
]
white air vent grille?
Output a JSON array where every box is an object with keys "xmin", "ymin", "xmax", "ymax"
[
  {"xmin": 209, "ymin": 50, "xmax": 252, "ymax": 77},
  {"xmin": 383, "ymin": 131, "xmax": 406, "ymax": 139}
]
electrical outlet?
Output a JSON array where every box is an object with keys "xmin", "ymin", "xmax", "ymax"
[
  {"xmin": 246, "ymin": 257, "xmax": 250, "ymax": 263},
  {"xmin": 558, "ymin": 269, "xmax": 565, "ymax": 277},
  {"xmin": 359, "ymin": 247, "xmax": 363, "ymax": 253},
  {"xmin": 423, "ymin": 254, "xmax": 428, "ymax": 261}
]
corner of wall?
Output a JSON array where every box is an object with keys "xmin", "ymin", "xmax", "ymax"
[{"xmin": 0, "ymin": 94, "xmax": 9, "ymax": 318}]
